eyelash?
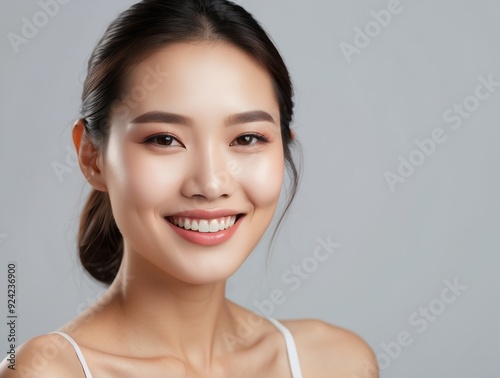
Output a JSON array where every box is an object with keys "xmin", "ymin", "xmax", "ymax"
[{"xmin": 142, "ymin": 133, "xmax": 270, "ymax": 148}]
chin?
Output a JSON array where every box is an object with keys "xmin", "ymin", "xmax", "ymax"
[{"xmin": 162, "ymin": 257, "xmax": 245, "ymax": 286}]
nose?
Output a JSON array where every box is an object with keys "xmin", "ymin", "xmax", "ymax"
[{"xmin": 180, "ymin": 141, "xmax": 236, "ymax": 201}]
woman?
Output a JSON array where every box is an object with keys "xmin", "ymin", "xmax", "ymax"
[{"xmin": 1, "ymin": 1, "xmax": 378, "ymax": 376}]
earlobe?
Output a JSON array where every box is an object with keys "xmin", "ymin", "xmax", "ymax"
[{"xmin": 72, "ymin": 119, "xmax": 108, "ymax": 192}]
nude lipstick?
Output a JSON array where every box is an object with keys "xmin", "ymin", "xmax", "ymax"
[{"xmin": 164, "ymin": 209, "xmax": 245, "ymax": 246}]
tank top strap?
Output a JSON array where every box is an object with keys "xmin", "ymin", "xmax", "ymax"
[
  {"xmin": 50, "ymin": 321, "xmax": 302, "ymax": 378},
  {"xmin": 50, "ymin": 331, "xmax": 93, "ymax": 378},
  {"xmin": 266, "ymin": 317, "xmax": 303, "ymax": 378}
]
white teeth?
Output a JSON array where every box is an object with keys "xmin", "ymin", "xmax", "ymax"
[
  {"xmin": 198, "ymin": 220, "xmax": 209, "ymax": 232},
  {"xmin": 168, "ymin": 215, "xmax": 239, "ymax": 233},
  {"xmin": 209, "ymin": 220, "xmax": 219, "ymax": 232}
]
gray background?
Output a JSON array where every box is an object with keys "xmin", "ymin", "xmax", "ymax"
[{"xmin": 1, "ymin": 0, "xmax": 499, "ymax": 376}]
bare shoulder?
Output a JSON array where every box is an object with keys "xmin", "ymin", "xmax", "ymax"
[
  {"xmin": 0, "ymin": 333, "xmax": 83, "ymax": 378},
  {"xmin": 280, "ymin": 318, "xmax": 379, "ymax": 378}
]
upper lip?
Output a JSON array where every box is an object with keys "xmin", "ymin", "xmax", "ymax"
[{"xmin": 165, "ymin": 209, "xmax": 243, "ymax": 220}]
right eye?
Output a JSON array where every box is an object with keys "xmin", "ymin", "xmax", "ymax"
[{"xmin": 143, "ymin": 133, "xmax": 184, "ymax": 147}]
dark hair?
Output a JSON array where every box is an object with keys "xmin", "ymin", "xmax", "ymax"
[{"xmin": 78, "ymin": 0, "xmax": 302, "ymax": 284}]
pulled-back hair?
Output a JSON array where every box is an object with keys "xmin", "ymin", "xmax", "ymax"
[{"xmin": 78, "ymin": 0, "xmax": 301, "ymax": 284}]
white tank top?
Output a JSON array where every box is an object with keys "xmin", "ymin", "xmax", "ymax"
[{"xmin": 50, "ymin": 317, "xmax": 303, "ymax": 377}]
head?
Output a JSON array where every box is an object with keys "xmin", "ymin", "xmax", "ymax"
[{"xmin": 73, "ymin": 0, "xmax": 301, "ymax": 285}]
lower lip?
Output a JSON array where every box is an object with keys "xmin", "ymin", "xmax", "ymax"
[{"xmin": 164, "ymin": 215, "xmax": 244, "ymax": 246}]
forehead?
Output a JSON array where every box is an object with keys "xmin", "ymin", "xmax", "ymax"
[
  {"xmin": 128, "ymin": 40, "xmax": 270, "ymax": 79},
  {"xmin": 119, "ymin": 41, "xmax": 279, "ymax": 116}
]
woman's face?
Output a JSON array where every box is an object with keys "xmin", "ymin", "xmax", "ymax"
[{"xmin": 100, "ymin": 41, "xmax": 284, "ymax": 284}]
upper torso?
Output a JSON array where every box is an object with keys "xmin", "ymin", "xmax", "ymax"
[
  {"xmin": 1, "ymin": 301, "xmax": 374, "ymax": 377},
  {"xmin": 50, "ymin": 316, "xmax": 302, "ymax": 378}
]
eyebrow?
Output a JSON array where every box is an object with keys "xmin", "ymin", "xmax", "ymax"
[{"xmin": 130, "ymin": 110, "xmax": 276, "ymax": 127}]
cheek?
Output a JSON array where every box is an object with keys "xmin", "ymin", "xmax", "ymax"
[
  {"xmin": 237, "ymin": 148, "xmax": 285, "ymax": 208},
  {"xmin": 105, "ymin": 141, "xmax": 183, "ymax": 209}
]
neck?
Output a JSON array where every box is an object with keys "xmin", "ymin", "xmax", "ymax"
[{"xmin": 96, "ymin": 248, "xmax": 243, "ymax": 367}]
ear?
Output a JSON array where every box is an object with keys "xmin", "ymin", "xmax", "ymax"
[
  {"xmin": 72, "ymin": 119, "xmax": 108, "ymax": 192},
  {"xmin": 290, "ymin": 129, "xmax": 295, "ymax": 140}
]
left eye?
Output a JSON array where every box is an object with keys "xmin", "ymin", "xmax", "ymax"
[
  {"xmin": 230, "ymin": 134, "xmax": 269, "ymax": 146},
  {"xmin": 144, "ymin": 134, "xmax": 183, "ymax": 147}
]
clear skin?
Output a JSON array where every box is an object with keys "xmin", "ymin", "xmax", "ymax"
[{"xmin": 0, "ymin": 41, "xmax": 378, "ymax": 377}]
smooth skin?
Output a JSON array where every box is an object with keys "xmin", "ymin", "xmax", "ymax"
[{"xmin": 0, "ymin": 41, "xmax": 378, "ymax": 377}]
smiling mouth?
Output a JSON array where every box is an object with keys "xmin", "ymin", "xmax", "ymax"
[{"xmin": 165, "ymin": 214, "xmax": 244, "ymax": 233}]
